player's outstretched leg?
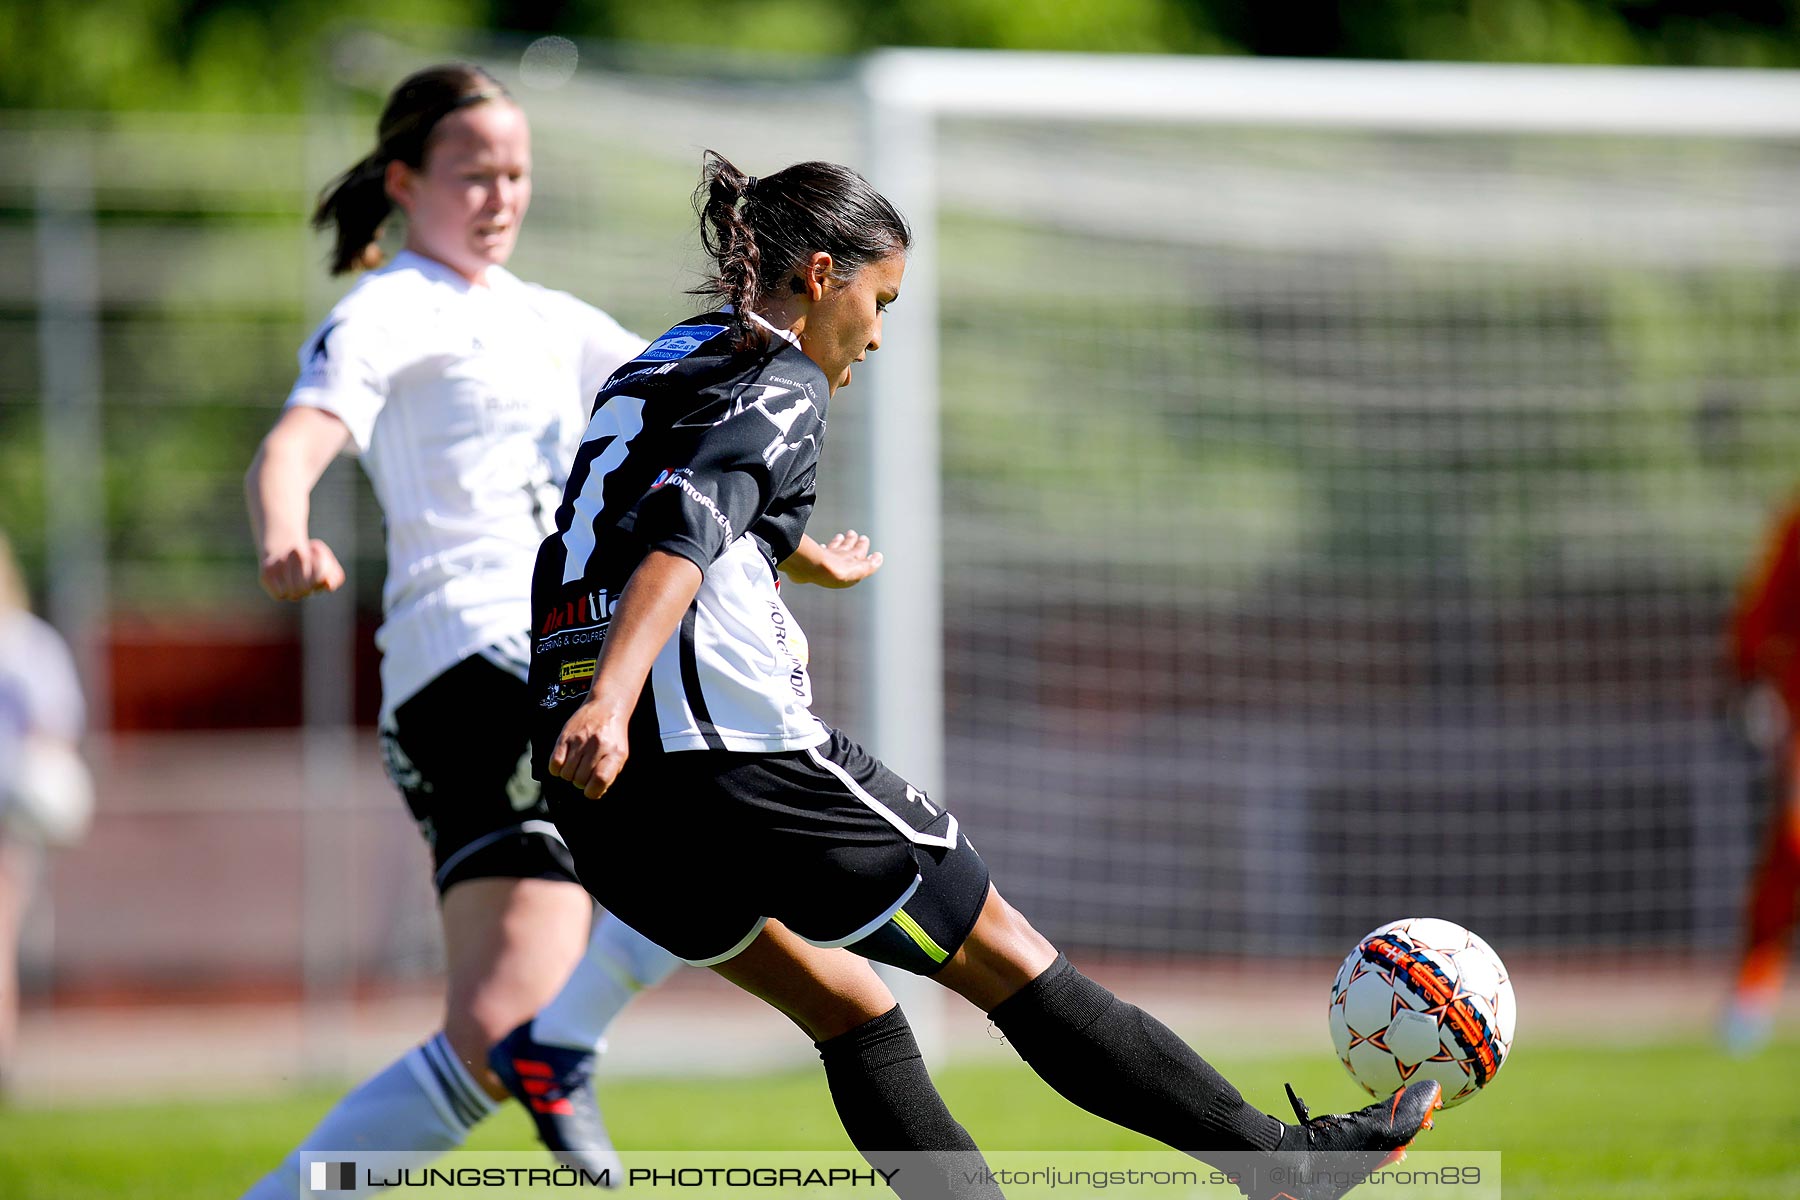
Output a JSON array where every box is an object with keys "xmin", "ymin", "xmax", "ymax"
[
  {"xmin": 711, "ymin": 923, "xmax": 1003, "ymax": 1200},
  {"xmin": 930, "ymin": 888, "xmax": 1441, "ymax": 1199},
  {"xmin": 490, "ymin": 912, "xmax": 684, "ymax": 1177},
  {"xmin": 936, "ymin": 892, "xmax": 1286, "ymax": 1158}
]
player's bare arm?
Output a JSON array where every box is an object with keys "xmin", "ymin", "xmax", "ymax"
[
  {"xmin": 779, "ymin": 529, "xmax": 883, "ymax": 587},
  {"xmin": 550, "ymin": 549, "xmax": 703, "ymax": 799},
  {"xmin": 244, "ymin": 406, "xmax": 351, "ymax": 601}
]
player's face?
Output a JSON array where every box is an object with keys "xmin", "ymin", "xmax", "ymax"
[
  {"xmin": 804, "ymin": 251, "xmax": 906, "ymax": 395},
  {"xmin": 390, "ymin": 101, "xmax": 532, "ymax": 284}
]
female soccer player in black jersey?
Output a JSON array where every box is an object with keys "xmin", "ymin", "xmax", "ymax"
[{"xmin": 531, "ymin": 152, "xmax": 1442, "ymax": 1200}]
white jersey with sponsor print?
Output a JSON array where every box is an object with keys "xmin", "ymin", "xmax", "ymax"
[{"xmin": 286, "ymin": 250, "xmax": 645, "ymax": 714}]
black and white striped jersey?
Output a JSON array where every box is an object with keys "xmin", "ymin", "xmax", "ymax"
[{"xmin": 531, "ymin": 312, "xmax": 831, "ymax": 756}]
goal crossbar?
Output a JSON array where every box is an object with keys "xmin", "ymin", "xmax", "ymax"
[{"xmin": 863, "ymin": 49, "xmax": 1800, "ymax": 136}]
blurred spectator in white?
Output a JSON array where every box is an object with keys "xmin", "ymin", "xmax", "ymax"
[{"xmin": 0, "ymin": 531, "xmax": 93, "ymax": 1091}]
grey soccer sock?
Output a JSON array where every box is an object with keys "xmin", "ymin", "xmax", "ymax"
[{"xmin": 988, "ymin": 954, "xmax": 1285, "ymax": 1156}]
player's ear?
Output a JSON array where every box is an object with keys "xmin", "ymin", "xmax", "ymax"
[
  {"xmin": 800, "ymin": 252, "xmax": 833, "ymax": 302},
  {"xmin": 384, "ymin": 159, "xmax": 415, "ymax": 212}
]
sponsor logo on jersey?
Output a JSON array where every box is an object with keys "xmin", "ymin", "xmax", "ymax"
[
  {"xmin": 668, "ymin": 473, "xmax": 733, "ymax": 537},
  {"xmin": 538, "ymin": 589, "xmax": 615, "ymax": 639},
  {"xmin": 610, "ymin": 361, "xmax": 680, "ymax": 388},
  {"xmin": 636, "ymin": 324, "xmax": 728, "ymax": 362},
  {"xmin": 765, "ymin": 373, "xmax": 819, "ymax": 401},
  {"xmin": 543, "ymin": 658, "xmax": 601, "ymax": 705},
  {"xmin": 767, "ymin": 601, "xmax": 810, "ymax": 697},
  {"xmin": 537, "ymin": 626, "xmax": 606, "ymax": 653},
  {"xmin": 540, "ymin": 655, "xmax": 600, "ymax": 708},
  {"xmin": 639, "ymin": 465, "xmax": 732, "ymax": 535}
]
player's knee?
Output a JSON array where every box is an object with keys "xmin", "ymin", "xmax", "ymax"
[
  {"xmin": 738, "ymin": 978, "xmax": 889, "ymax": 1043},
  {"xmin": 936, "ymin": 888, "xmax": 1060, "ymax": 1010},
  {"xmin": 973, "ymin": 888, "xmax": 1057, "ymax": 966},
  {"xmin": 793, "ymin": 993, "xmax": 895, "ymax": 1043},
  {"xmin": 770, "ymin": 963, "xmax": 896, "ymax": 1042}
]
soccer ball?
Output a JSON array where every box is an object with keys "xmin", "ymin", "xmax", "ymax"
[{"xmin": 1327, "ymin": 917, "xmax": 1516, "ymax": 1108}]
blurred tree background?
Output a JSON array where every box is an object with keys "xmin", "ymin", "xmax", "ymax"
[
  {"xmin": 2, "ymin": 0, "xmax": 1799, "ymax": 112},
  {"xmin": 1, "ymin": 0, "xmax": 1796, "ymax": 741}
]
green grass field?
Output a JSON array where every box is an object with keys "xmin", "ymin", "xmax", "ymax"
[{"xmin": 1, "ymin": 1036, "xmax": 1794, "ymax": 1200}]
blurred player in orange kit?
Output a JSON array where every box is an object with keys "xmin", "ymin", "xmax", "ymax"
[{"xmin": 1722, "ymin": 498, "xmax": 1800, "ymax": 1053}]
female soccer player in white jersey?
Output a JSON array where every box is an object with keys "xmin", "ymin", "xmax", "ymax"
[
  {"xmin": 531, "ymin": 153, "xmax": 1445, "ymax": 1200},
  {"xmin": 242, "ymin": 65, "xmax": 879, "ymax": 1198}
]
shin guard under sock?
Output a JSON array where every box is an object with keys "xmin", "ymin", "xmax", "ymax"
[{"xmin": 988, "ymin": 954, "xmax": 1284, "ymax": 1156}]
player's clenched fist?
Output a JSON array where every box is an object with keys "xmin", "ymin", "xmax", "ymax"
[
  {"xmin": 550, "ymin": 697, "xmax": 631, "ymax": 799},
  {"xmin": 258, "ymin": 538, "xmax": 346, "ymax": 601}
]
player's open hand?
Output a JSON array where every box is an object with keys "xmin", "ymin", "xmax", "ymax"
[
  {"xmin": 783, "ymin": 530, "xmax": 884, "ymax": 588},
  {"xmin": 549, "ymin": 697, "xmax": 631, "ymax": 799},
  {"xmin": 258, "ymin": 538, "xmax": 346, "ymax": 601}
]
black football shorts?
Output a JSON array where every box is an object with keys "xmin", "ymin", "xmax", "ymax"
[
  {"xmin": 381, "ymin": 654, "xmax": 580, "ymax": 894},
  {"xmin": 541, "ymin": 727, "xmax": 990, "ymax": 974}
]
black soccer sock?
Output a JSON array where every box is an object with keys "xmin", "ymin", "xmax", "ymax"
[
  {"xmin": 815, "ymin": 1006, "xmax": 1002, "ymax": 1200},
  {"xmin": 988, "ymin": 954, "xmax": 1285, "ymax": 1156}
]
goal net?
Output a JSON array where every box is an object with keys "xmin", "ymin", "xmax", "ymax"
[{"xmin": 856, "ymin": 52, "xmax": 1800, "ymax": 960}]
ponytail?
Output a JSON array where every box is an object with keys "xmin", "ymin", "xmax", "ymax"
[
  {"xmin": 690, "ymin": 151, "xmax": 910, "ymax": 348},
  {"xmin": 311, "ymin": 63, "xmax": 510, "ymax": 277},
  {"xmin": 692, "ymin": 152, "xmax": 764, "ymax": 343},
  {"xmin": 311, "ymin": 154, "xmax": 391, "ymax": 276}
]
